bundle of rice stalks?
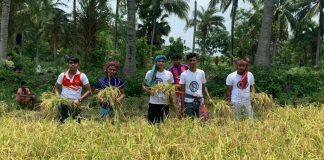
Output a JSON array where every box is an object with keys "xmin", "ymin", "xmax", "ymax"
[
  {"xmin": 150, "ymin": 84, "xmax": 177, "ymax": 111},
  {"xmin": 207, "ymin": 99, "xmax": 233, "ymax": 118},
  {"xmin": 251, "ymin": 92, "xmax": 277, "ymax": 113},
  {"xmin": 96, "ymin": 86, "xmax": 122, "ymax": 108},
  {"xmin": 40, "ymin": 92, "xmax": 90, "ymax": 118},
  {"xmin": 0, "ymin": 101, "xmax": 9, "ymax": 116},
  {"xmin": 150, "ymin": 83, "xmax": 176, "ymax": 98}
]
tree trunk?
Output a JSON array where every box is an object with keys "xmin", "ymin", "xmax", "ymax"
[
  {"xmin": 150, "ymin": 16, "xmax": 157, "ymax": 57},
  {"xmin": 114, "ymin": 0, "xmax": 120, "ymax": 51},
  {"xmin": 73, "ymin": 0, "xmax": 78, "ymax": 54},
  {"xmin": 315, "ymin": 7, "xmax": 323, "ymax": 66},
  {"xmin": 0, "ymin": 0, "xmax": 11, "ymax": 61},
  {"xmin": 36, "ymin": 38, "xmax": 40, "ymax": 64},
  {"xmin": 123, "ymin": 0, "xmax": 137, "ymax": 77},
  {"xmin": 255, "ymin": 0, "xmax": 274, "ymax": 69},
  {"xmin": 230, "ymin": 0, "xmax": 238, "ymax": 64},
  {"xmin": 53, "ymin": 37, "xmax": 57, "ymax": 60},
  {"xmin": 192, "ymin": 0, "xmax": 197, "ymax": 53}
]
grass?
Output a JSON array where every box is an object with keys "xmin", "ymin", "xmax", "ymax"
[{"xmin": 0, "ymin": 97, "xmax": 323, "ymax": 159}]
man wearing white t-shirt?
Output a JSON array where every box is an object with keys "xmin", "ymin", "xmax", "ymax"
[
  {"xmin": 54, "ymin": 57, "xmax": 91, "ymax": 123},
  {"xmin": 142, "ymin": 55, "xmax": 174, "ymax": 124},
  {"xmin": 180, "ymin": 53, "xmax": 208, "ymax": 118},
  {"xmin": 226, "ymin": 59, "xmax": 255, "ymax": 119}
]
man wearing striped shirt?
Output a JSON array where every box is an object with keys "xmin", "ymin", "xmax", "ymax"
[{"xmin": 168, "ymin": 53, "xmax": 188, "ymax": 115}]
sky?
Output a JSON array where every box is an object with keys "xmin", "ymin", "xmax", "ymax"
[{"xmin": 61, "ymin": 0, "xmax": 251, "ymax": 49}]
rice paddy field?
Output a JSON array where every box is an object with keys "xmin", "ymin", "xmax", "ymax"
[{"xmin": 0, "ymin": 97, "xmax": 324, "ymax": 159}]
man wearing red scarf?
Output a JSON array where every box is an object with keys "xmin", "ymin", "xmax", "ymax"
[{"xmin": 226, "ymin": 58, "xmax": 255, "ymax": 119}]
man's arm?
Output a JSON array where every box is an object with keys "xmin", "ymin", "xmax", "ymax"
[
  {"xmin": 250, "ymin": 85, "xmax": 255, "ymax": 94},
  {"xmin": 80, "ymin": 84, "xmax": 91, "ymax": 101},
  {"xmin": 142, "ymin": 80, "xmax": 153, "ymax": 95},
  {"xmin": 180, "ymin": 84, "xmax": 185, "ymax": 115},
  {"xmin": 54, "ymin": 83, "xmax": 61, "ymax": 97},
  {"xmin": 118, "ymin": 88, "xmax": 126, "ymax": 102},
  {"xmin": 226, "ymin": 85, "xmax": 233, "ymax": 102},
  {"xmin": 204, "ymin": 86, "xmax": 212, "ymax": 101}
]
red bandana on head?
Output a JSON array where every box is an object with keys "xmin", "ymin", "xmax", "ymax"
[{"xmin": 239, "ymin": 59, "xmax": 249, "ymax": 89}]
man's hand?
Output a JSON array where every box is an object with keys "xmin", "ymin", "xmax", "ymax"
[{"xmin": 73, "ymin": 99, "xmax": 80, "ymax": 106}]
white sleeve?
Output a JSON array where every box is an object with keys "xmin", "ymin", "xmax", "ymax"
[
  {"xmin": 250, "ymin": 73, "xmax": 255, "ymax": 85},
  {"xmin": 145, "ymin": 71, "xmax": 151, "ymax": 80},
  {"xmin": 56, "ymin": 73, "xmax": 64, "ymax": 84},
  {"xmin": 168, "ymin": 72, "xmax": 174, "ymax": 84},
  {"xmin": 201, "ymin": 71, "xmax": 207, "ymax": 84},
  {"xmin": 179, "ymin": 72, "xmax": 185, "ymax": 84},
  {"xmin": 81, "ymin": 73, "xmax": 90, "ymax": 85},
  {"xmin": 226, "ymin": 74, "xmax": 232, "ymax": 86}
]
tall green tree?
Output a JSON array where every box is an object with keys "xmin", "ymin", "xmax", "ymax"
[
  {"xmin": 0, "ymin": 0, "xmax": 11, "ymax": 61},
  {"xmin": 186, "ymin": 6, "xmax": 225, "ymax": 54},
  {"xmin": 295, "ymin": 0, "xmax": 324, "ymax": 66},
  {"xmin": 78, "ymin": 0, "xmax": 110, "ymax": 64},
  {"xmin": 210, "ymin": 0, "xmax": 255, "ymax": 62},
  {"xmin": 19, "ymin": 0, "xmax": 64, "ymax": 64},
  {"xmin": 44, "ymin": 7, "xmax": 70, "ymax": 59},
  {"xmin": 140, "ymin": 0, "xmax": 189, "ymax": 55},
  {"xmin": 255, "ymin": 0, "xmax": 275, "ymax": 69}
]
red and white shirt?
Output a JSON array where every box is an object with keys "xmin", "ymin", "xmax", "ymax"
[{"xmin": 56, "ymin": 70, "xmax": 89, "ymax": 100}]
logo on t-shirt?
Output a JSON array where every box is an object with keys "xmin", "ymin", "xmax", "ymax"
[
  {"xmin": 236, "ymin": 82, "xmax": 249, "ymax": 89},
  {"xmin": 189, "ymin": 81, "xmax": 199, "ymax": 92},
  {"xmin": 154, "ymin": 78, "xmax": 163, "ymax": 84}
]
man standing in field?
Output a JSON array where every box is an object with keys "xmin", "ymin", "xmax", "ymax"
[
  {"xmin": 180, "ymin": 53, "xmax": 210, "ymax": 118},
  {"xmin": 142, "ymin": 55, "xmax": 174, "ymax": 124},
  {"xmin": 168, "ymin": 53, "xmax": 188, "ymax": 116},
  {"xmin": 54, "ymin": 57, "xmax": 91, "ymax": 123},
  {"xmin": 95, "ymin": 61, "xmax": 125, "ymax": 118},
  {"xmin": 226, "ymin": 58, "xmax": 255, "ymax": 119}
]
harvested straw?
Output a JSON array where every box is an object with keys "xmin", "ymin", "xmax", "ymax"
[
  {"xmin": 40, "ymin": 92, "xmax": 78, "ymax": 112},
  {"xmin": 96, "ymin": 86, "xmax": 122, "ymax": 108},
  {"xmin": 207, "ymin": 99, "xmax": 233, "ymax": 118},
  {"xmin": 150, "ymin": 83, "xmax": 176, "ymax": 98},
  {"xmin": 251, "ymin": 92, "xmax": 277, "ymax": 113}
]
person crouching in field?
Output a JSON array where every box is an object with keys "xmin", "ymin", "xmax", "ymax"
[
  {"xmin": 226, "ymin": 58, "xmax": 255, "ymax": 119},
  {"xmin": 54, "ymin": 57, "xmax": 91, "ymax": 123},
  {"xmin": 95, "ymin": 61, "xmax": 125, "ymax": 118},
  {"xmin": 16, "ymin": 81, "xmax": 36, "ymax": 109},
  {"xmin": 168, "ymin": 53, "xmax": 188, "ymax": 116},
  {"xmin": 142, "ymin": 55, "xmax": 174, "ymax": 124},
  {"xmin": 180, "ymin": 53, "xmax": 211, "ymax": 119}
]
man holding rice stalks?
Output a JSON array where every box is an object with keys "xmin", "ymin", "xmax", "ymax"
[
  {"xmin": 226, "ymin": 58, "xmax": 255, "ymax": 119},
  {"xmin": 180, "ymin": 53, "xmax": 210, "ymax": 119},
  {"xmin": 142, "ymin": 55, "xmax": 174, "ymax": 124},
  {"xmin": 54, "ymin": 57, "xmax": 91, "ymax": 123},
  {"xmin": 95, "ymin": 61, "xmax": 125, "ymax": 118},
  {"xmin": 168, "ymin": 53, "xmax": 188, "ymax": 116}
]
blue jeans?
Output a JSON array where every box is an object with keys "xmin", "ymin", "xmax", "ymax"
[
  {"xmin": 185, "ymin": 102, "xmax": 200, "ymax": 118},
  {"xmin": 99, "ymin": 106, "xmax": 113, "ymax": 118}
]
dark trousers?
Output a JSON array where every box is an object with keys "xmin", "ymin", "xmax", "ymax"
[
  {"xmin": 58, "ymin": 105, "xmax": 81, "ymax": 123},
  {"xmin": 147, "ymin": 103, "xmax": 169, "ymax": 124}
]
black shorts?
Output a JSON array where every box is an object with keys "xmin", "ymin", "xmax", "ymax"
[{"xmin": 147, "ymin": 103, "xmax": 169, "ymax": 124}]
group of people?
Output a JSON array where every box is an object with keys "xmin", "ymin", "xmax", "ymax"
[{"xmin": 14, "ymin": 53, "xmax": 255, "ymax": 124}]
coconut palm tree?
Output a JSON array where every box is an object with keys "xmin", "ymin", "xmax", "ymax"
[{"xmin": 186, "ymin": 6, "xmax": 225, "ymax": 54}]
